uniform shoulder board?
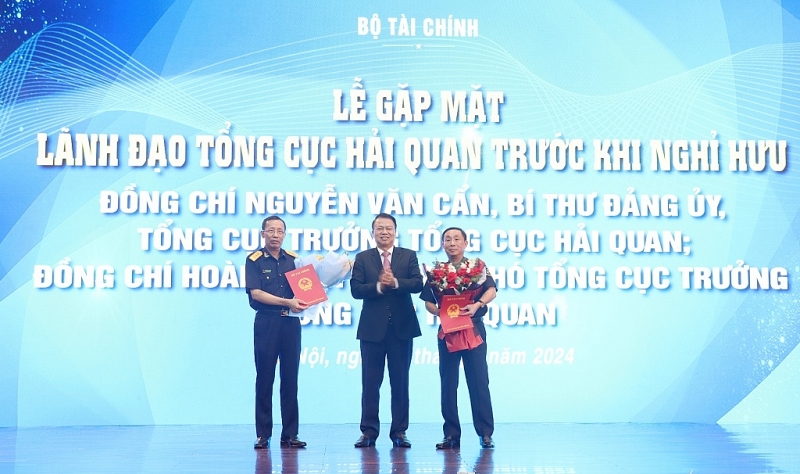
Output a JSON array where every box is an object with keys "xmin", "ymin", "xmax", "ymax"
[
  {"xmin": 248, "ymin": 250, "xmax": 263, "ymax": 261},
  {"xmin": 285, "ymin": 250, "xmax": 298, "ymax": 258}
]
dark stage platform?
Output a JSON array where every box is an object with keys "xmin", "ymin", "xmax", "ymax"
[{"xmin": 2, "ymin": 423, "xmax": 798, "ymax": 473}]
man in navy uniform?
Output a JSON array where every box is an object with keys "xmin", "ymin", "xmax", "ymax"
[
  {"xmin": 420, "ymin": 227, "xmax": 497, "ymax": 450},
  {"xmin": 350, "ymin": 213, "xmax": 424, "ymax": 448},
  {"xmin": 245, "ymin": 215, "xmax": 309, "ymax": 449}
]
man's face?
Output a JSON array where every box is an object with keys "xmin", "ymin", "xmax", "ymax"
[
  {"xmin": 442, "ymin": 229, "xmax": 468, "ymax": 260},
  {"xmin": 372, "ymin": 217, "xmax": 396, "ymax": 249},
  {"xmin": 262, "ymin": 219, "xmax": 286, "ymax": 252}
]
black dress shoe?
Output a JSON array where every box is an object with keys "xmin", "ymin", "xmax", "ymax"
[
  {"xmin": 435, "ymin": 436, "xmax": 460, "ymax": 449},
  {"xmin": 280, "ymin": 436, "xmax": 307, "ymax": 448},
  {"xmin": 354, "ymin": 435, "xmax": 376, "ymax": 448},
  {"xmin": 480, "ymin": 436, "xmax": 494, "ymax": 449},
  {"xmin": 253, "ymin": 437, "xmax": 270, "ymax": 449},
  {"xmin": 391, "ymin": 432, "xmax": 411, "ymax": 448}
]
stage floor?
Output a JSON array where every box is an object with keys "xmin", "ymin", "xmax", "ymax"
[{"xmin": 2, "ymin": 423, "xmax": 798, "ymax": 473}]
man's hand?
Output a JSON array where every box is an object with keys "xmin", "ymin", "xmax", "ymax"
[
  {"xmin": 379, "ymin": 268, "xmax": 395, "ymax": 292},
  {"xmin": 287, "ymin": 298, "xmax": 310, "ymax": 313},
  {"xmin": 460, "ymin": 302, "xmax": 481, "ymax": 317}
]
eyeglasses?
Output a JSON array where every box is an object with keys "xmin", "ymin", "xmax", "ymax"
[
  {"xmin": 374, "ymin": 226, "xmax": 395, "ymax": 233},
  {"xmin": 262, "ymin": 229, "xmax": 285, "ymax": 236}
]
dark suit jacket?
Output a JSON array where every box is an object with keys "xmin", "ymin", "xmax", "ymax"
[{"xmin": 351, "ymin": 246, "xmax": 424, "ymax": 342}]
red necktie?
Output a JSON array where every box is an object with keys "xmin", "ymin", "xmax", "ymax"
[{"xmin": 382, "ymin": 251, "xmax": 391, "ymax": 270}]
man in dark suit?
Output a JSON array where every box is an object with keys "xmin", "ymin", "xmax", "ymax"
[{"xmin": 350, "ymin": 213, "xmax": 423, "ymax": 448}]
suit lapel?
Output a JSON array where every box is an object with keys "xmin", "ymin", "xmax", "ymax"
[{"xmin": 389, "ymin": 247, "xmax": 399, "ymax": 272}]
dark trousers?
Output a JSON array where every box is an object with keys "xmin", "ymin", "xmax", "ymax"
[
  {"xmin": 438, "ymin": 323, "xmax": 494, "ymax": 439},
  {"xmin": 254, "ymin": 313, "xmax": 301, "ymax": 439},
  {"xmin": 359, "ymin": 327, "xmax": 413, "ymax": 440}
]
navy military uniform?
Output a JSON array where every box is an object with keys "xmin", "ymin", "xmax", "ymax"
[
  {"xmin": 420, "ymin": 267, "xmax": 496, "ymax": 444},
  {"xmin": 245, "ymin": 247, "xmax": 301, "ymax": 442}
]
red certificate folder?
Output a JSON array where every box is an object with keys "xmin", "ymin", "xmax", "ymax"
[
  {"xmin": 438, "ymin": 294, "xmax": 474, "ymax": 334},
  {"xmin": 285, "ymin": 265, "xmax": 328, "ymax": 305}
]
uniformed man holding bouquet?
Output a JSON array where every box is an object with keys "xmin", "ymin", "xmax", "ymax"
[{"xmin": 420, "ymin": 226, "xmax": 497, "ymax": 450}]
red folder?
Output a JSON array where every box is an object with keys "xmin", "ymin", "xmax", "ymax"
[
  {"xmin": 285, "ymin": 264, "xmax": 328, "ymax": 305},
  {"xmin": 438, "ymin": 294, "xmax": 474, "ymax": 334}
]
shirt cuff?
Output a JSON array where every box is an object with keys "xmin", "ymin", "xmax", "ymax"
[{"xmin": 376, "ymin": 279, "xmax": 399, "ymax": 294}]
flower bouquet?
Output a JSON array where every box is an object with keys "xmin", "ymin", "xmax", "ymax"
[
  {"xmin": 294, "ymin": 251, "xmax": 354, "ymax": 288},
  {"xmin": 292, "ymin": 251, "xmax": 354, "ymax": 319},
  {"xmin": 424, "ymin": 258, "xmax": 487, "ymax": 352}
]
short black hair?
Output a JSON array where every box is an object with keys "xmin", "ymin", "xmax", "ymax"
[
  {"xmin": 262, "ymin": 215, "xmax": 286, "ymax": 230},
  {"xmin": 441, "ymin": 227, "xmax": 467, "ymax": 241},
  {"xmin": 372, "ymin": 213, "xmax": 397, "ymax": 229}
]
